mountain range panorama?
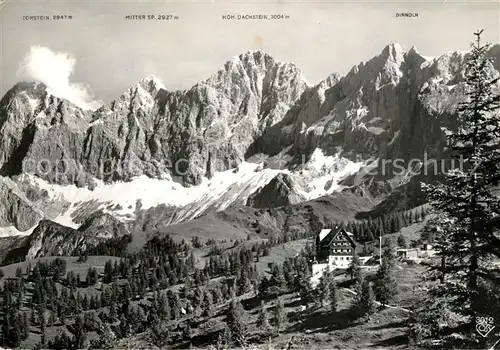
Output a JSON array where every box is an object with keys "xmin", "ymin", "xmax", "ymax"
[{"xmin": 0, "ymin": 42, "xmax": 499, "ymax": 260}]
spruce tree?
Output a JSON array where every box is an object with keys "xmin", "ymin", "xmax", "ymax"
[
  {"xmin": 317, "ymin": 271, "xmax": 331, "ymax": 308},
  {"xmin": 151, "ymin": 321, "xmax": 170, "ymax": 348},
  {"xmin": 373, "ymin": 246, "xmax": 398, "ymax": 306},
  {"xmin": 269, "ymin": 264, "xmax": 286, "ymax": 293},
  {"xmin": 274, "ymin": 297, "xmax": 287, "ymax": 335},
  {"xmin": 158, "ymin": 292, "xmax": 170, "ymax": 321},
  {"xmin": 104, "ymin": 260, "xmax": 114, "ymax": 284},
  {"xmin": 328, "ymin": 278, "xmax": 338, "ymax": 312},
  {"xmin": 203, "ymin": 289, "xmax": 214, "ymax": 318},
  {"xmin": 170, "ymin": 292, "xmax": 181, "ymax": 320},
  {"xmin": 226, "ymin": 299, "xmax": 248, "ymax": 347},
  {"xmin": 421, "ymin": 30, "xmax": 500, "ymax": 347},
  {"xmin": 72, "ymin": 315, "xmax": 86, "ymax": 349},
  {"xmin": 2, "ymin": 314, "xmax": 10, "ymax": 346},
  {"xmin": 353, "ymin": 268, "xmax": 364, "ymax": 306},
  {"xmin": 348, "ymin": 253, "xmax": 361, "ymax": 280},
  {"xmin": 22, "ymin": 312, "xmax": 29, "ymax": 340},
  {"xmin": 256, "ymin": 300, "xmax": 271, "ymax": 335},
  {"xmin": 357, "ymin": 280, "xmax": 376, "ymax": 317},
  {"xmin": 237, "ymin": 268, "xmax": 251, "ymax": 295},
  {"xmin": 182, "ymin": 321, "xmax": 193, "ymax": 342},
  {"xmin": 296, "ymin": 270, "xmax": 313, "ymax": 307},
  {"xmin": 216, "ymin": 323, "xmax": 232, "ymax": 349}
]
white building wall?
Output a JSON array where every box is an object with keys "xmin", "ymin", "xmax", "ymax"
[{"xmin": 310, "ymin": 254, "xmax": 352, "ymax": 287}]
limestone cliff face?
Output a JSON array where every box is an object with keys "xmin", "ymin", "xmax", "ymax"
[
  {"xmin": 0, "ymin": 82, "xmax": 92, "ymax": 186},
  {"xmin": 4, "ymin": 45, "xmax": 495, "ymax": 191},
  {"xmin": 246, "ymin": 72, "xmax": 341, "ymax": 157},
  {"xmin": 0, "ymin": 176, "xmax": 43, "ymax": 231},
  {"xmin": 0, "ymin": 51, "xmax": 309, "ymax": 187},
  {"xmin": 253, "ymin": 44, "xmax": 500, "ymax": 169}
]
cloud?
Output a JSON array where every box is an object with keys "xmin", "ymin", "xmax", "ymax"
[{"xmin": 16, "ymin": 46, "xmax": 102, "ymax": 110}]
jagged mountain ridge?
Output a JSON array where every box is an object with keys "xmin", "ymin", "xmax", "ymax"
[
  {"xmin": 1, "ymin": 43, "xmax": 499, "ymax": 258},
  {"xmin": 0, "ymin": 50, "xmax": 309, "ymax": 187},
  {"xmin": 0, "ymin": 49, "xmax": 353, "ymax": 237},
  {"xmin": 252, "ymin": 43, "xmax": 474, "ymax": 162},
  {"xmin": 251, "ymin": 43, "xmax": 500, "ymax": 193}
]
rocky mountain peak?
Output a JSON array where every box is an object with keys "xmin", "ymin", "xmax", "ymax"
[
  {"xmin": 238, "ymin": 49, "xmax": 274, "ymax": 63},
  {"xmin": 136, "ymin": 74, "xmax": 167, "ymax": 95},
  {"xmin": 381, "ymin": 42, "xmax": 405, "ymax": 64},
  {"xmin": 1, "ymin": 81, "xmax": 57, "ymax": 115},
  {"xmin": 246, "ymin": 172, "xmax": 306, "ymax": 208},
  {"xmin": 367, "ymin": 43, "xmax": 405, "ymax": 90},
  {"xmin": 3, "ymin": 81, "xmax": 47, "ymax": 101},
  {"xmin": 203, "ymin": 49, "xmax": 307, "ymax": 91},
  {"xmin": 1, "ymin": 80, "xmax": 90, "ymax": 121},
  {"xmin": 404, "ymin": 46, "xmax": 429, "ymax": 67},
  {"xmin": 95, "ymin": 74, "xmax": 168, "ymax": 117},
  {"xmin": 0, "ymin": 49, "xmax": 309, "ymax": 188}
]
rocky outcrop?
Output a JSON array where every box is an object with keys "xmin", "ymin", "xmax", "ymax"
[
  {"xmin": 25, "ymin": 212, "xmax": 130, "ymax": 259},
  {"xmin": 0, "ymin": 235, "xmax": 30, "ymax": 265},
  {"xmin": 78, "ymin": 211, "xmax": 130, "ymax": 239},
  {"xmin": 26, "ymin": 220, "xmax": 78, "ymax": 259},
  {"xmin": 0, "ymin": 176, "xmax": 43, "ymax": 231},
  {"xmin": 246, "ymin": 173, "xmax": 306, "ymax": 208}
]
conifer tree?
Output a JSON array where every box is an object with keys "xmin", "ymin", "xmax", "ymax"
[
  {"xmin": 2, "ymin": 314, "xmax": 11, "ymax": 346},
  {"xmin": 237, "ymin": 268, "xmax": 251, "ymax": 295},
  {"xmin": 373, "ymin": 247, "xmax": 398, "ymax": 306},
  {"xmin": 420, "ymin": 31, "xmax": 500, "ymax": 347},
  {"xmin": 182, "ymin": 321, "xmax": 193, "ymax": 342},
  {"xmin": 328, "ymin": 277, "xmax": 338, "ymax": 312},
  {"xmin": 274, "ymin": 297, "xmax": 287, "ymax": 335},
  {"xmin": 348, "ymin": 253, "xmax": 361, "ymax": 280},
  {"xmin": 353, "ymin": 269, "xmax": 364, "ymax": 306},
  {"xmin": 21, "ymin": 312, "xmax": 29, "ymax": 340},
  {"xmin": 296, "ymin": 269, "xmax": 313, "ymax": 307},
  {"xmin": 170, "ymin": 292, "xmax": 181, "ymax": 320},
  {"xmin": 357, "ymin": 280, "xmax": 376, "ymax": 317},
  {"xmin": 317, "ymin": 271, "xmax": 331, "ymax": 308},
  {"xmin": 256, "ymin": 300, "xmax": 271, "ymax": 335},
  {"xmin": 158, "ymin": 292, "xmax": 170, "ymax": 321},
  {"xmin": 269, "ymin": 264, "xmax": 286, "ymax": 292},
  {"xmin": 151, "ymin": 321, "xmax": 170, "ymax": 348},
  {"xmin": 203, "ymin": 289, "xmax": 214, "ymax": 318},
  {"xmin": 216, "ymin": 323, "xmax": 232, "ymax": 349},
  {"xmin": 72, "ymin": 315, "xmax": 86, "ymax": 349},
  {"xmin": 104, "ymin": 260, "xmax": 114, "ymax": 284},
  {"xmin": 226, "ymin": 299, "xmax": 248, "ymax": 347}
]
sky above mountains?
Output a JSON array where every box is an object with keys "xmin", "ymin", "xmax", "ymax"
[{"xmin": 1, "ymin": 0, "xmax": 499, "ymax": 108}]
